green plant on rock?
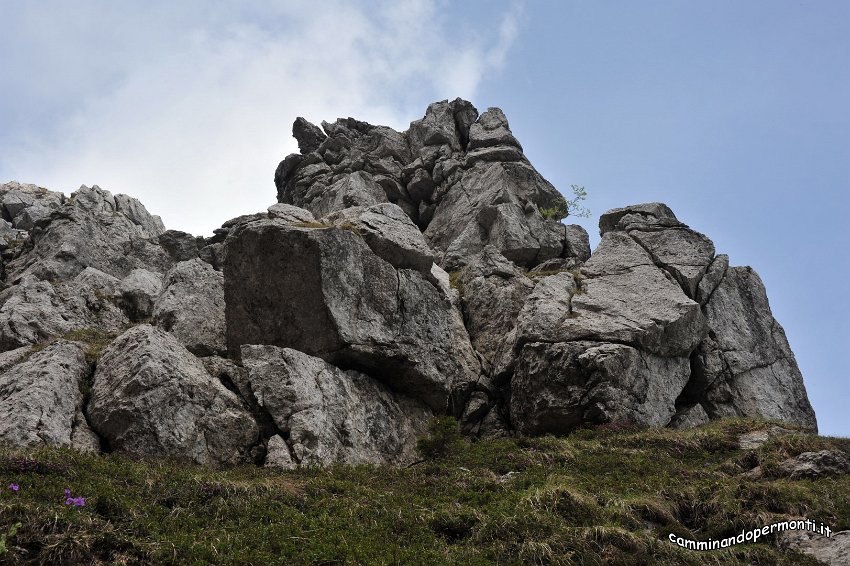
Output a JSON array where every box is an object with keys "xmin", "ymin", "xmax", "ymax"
[{"xmin": 539, "ymin": 185, "xmax": 591, "ymax": 221}]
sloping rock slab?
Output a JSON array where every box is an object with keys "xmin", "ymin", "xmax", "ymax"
[
  {"xmin": 323, "ymin": 202, "xmax": 436, "ymax": 275},
  {"xmin": 515, "ymin": 232, "xmax": 705, "ymax": 358}
]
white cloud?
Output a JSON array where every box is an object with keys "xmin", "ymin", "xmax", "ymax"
[{"xmin": 0, "ymin": 0, "xmax": 522, "ymax": 235}]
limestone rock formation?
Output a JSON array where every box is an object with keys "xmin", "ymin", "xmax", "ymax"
[
  {"xmin": 223, "ymin": 217, "xmax": 480, "ymax": 411},
  {"xmin": 275, "ymin": 99, "xmax": 587, "ymax": 271},
  {"xmin": 242, "ymin": 345, "xmax": 431, "ymax": 466},
  {"xmin": 0, "ymin": 99, "xmax": 819, "ymax": 468},
  {"xmin": 88, "ymin": 325, "xmax": 258, "ymax": 466},
  {"xmin": 0, "ymin": 340, "xmax": 94, "ymax": 449},
  {"xmin": 153, "ymin": 259, "xmax": 226, "ymax": 356}
]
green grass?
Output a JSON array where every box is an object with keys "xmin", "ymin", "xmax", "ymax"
[
  {"xmin": 448, "ymin": 270, "xmax": 464, "ymax": 292},
  {"xmin": 0, "ymin": 419, "xmax": 846, "ymax": 564},
  {"xmin": 22, "ymin": 327, "xmax": 118, "ymax": 366}
]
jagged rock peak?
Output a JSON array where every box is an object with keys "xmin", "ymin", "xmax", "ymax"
[{"xmin": 274, "ymin": 99, "xmax": 590, "ymax": 272}]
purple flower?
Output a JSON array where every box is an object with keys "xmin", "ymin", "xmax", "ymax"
[
  {"xmin": 63, "ymin": 488, "xmax": 85, "ymax": 507},
  {"xmin": 8, "ymin": 483, "xmax": 19, "ymax": 492}
]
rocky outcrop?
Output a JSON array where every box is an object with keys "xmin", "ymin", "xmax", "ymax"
[
  {"xmin": 242, "ymin": 345, "xmax": 431, "ymax": 466},
  {"xmin": 88, "ymin": 325, "xmax": 258, "ymax": 466},
  {"xmin": 4, "ymin": 184, "xmax": 168, "ymax": 283},
  {"xmin": 275, "ymin": 99, "xmax": 587, "ymax": 271},
  {"xmin": 507, "ymin": 202, "xmax": 815, "ymax": 434},
  {"xmin": 0, "ymin": 99, "xmax": 819, "ymax": 469}
]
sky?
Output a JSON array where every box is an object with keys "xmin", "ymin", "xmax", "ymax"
[{"xmin": 1, "ymin": 1, "xmax": 847, "ymax": 436}]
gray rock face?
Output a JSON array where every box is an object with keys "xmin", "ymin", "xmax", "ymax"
[
  {"xmin": 118, "ymin": 268, "xmax": 162, "ymax": 321},
  {"xmin": 506, "ymin": 198, "xmax": 816, "ymax": 435},
  {"xmin": 778, "ymin": 450, "xmax": 850, "ymax": 479},
  {"xmin": 242, "ymin": 345, "xmax": 431, "ymax": 466},
  {"xmin": 0, "ymin": 182, "xmax": 64, "ymax": 230},
  {"xmin": 293, "ymin": 117, "xmax": 327, "ymax": 154},
  {"xmin": 458, "ymin": 247, "xmax": 534, "ymax": 381},
  {"xmin": 0, "ymin": 100, "xmax": 818, "ymax": 465},
  {"xmin": 780, "ymin": 529, "xmax": 850, "ymax": 566},
  {"xmin": 323, "ymin": 202, "xmax": 437, "ymax": 276},
  {"xmin": 88, "ymin": 325, "xmax": 258, "ymax": 466},
  {"xmin": 467, "ymin": 107, "xmax": 522, "ymax": 151},
  {"xmin": 511, "ymin": 341, "xmax": 690, "ymax": 434},
  {"xmin": 691, "ymin": 267, "xmax": 817, "ymax": 431},
  {"xmin": 267, "ymin": 203, "xmax": 317, "ymax": 224},
  {"xmin": 563, "ymin": 224, "xmax": 591, "ymax": 262},
  {"xmin": 224, "ymin": 219, "xmax": 480, "ymax": 411},
  {"xmin": 113, "ymin": 193, "xmax": 167, "ymax": 236},
  {"xmin": 629, "ymin": 226, "xmax": 715, "ymax": 299},
  {"xmin": 516, "ymin": 233, "xmax": 706, "ymax": 358},
  {"xmin": 426, "ymin": 163, "xmax": 573, "ymax": 270},
  {"xmin": 0, "ymin": 340, "xmax": 93, "ymax": 448},
  {"xmin": 153, "ymin": 259, "xmax": 226, "ymax": 356},
  {"xmin": 599, "ymin": 202, "xmax": 678, "ymax": 235},
  {"xmin": 158, "ymin": 230, "xmax": 200, "ymax": 262}
]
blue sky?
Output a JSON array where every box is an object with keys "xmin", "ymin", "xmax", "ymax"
[{"xmin": 1, "ymin": 1, "xmax": 847, "ymax": 435}]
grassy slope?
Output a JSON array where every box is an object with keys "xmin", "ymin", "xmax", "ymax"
[{"xmin": 0, "ymin": 419, "xmax": 847, "ymax": 565}]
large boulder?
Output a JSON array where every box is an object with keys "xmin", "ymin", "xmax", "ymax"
[
  {"xmin": 0, "ymin": 277, "xmax": 78, "ymax": 350},
  {"xmin": 511, "ymin": 341, "xmax": 690, "ymax": 435},
  {"xmin": 153, "ymin": 259, "xmax": 226, "ymax": 356},
  {"xmin": 224, "ymin": 219, "xmax": 480, "ymax": 411},
  {"xmin": 88, "ymin": 325, "xmax": 258, "ymax": 466},
  {"xmin": 241, "ymin": 345, "xmax": 431, "ymax": 466},
  {"xmin": 0, "ymin": 340, "xmax": 95, "ymax": 449}
]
